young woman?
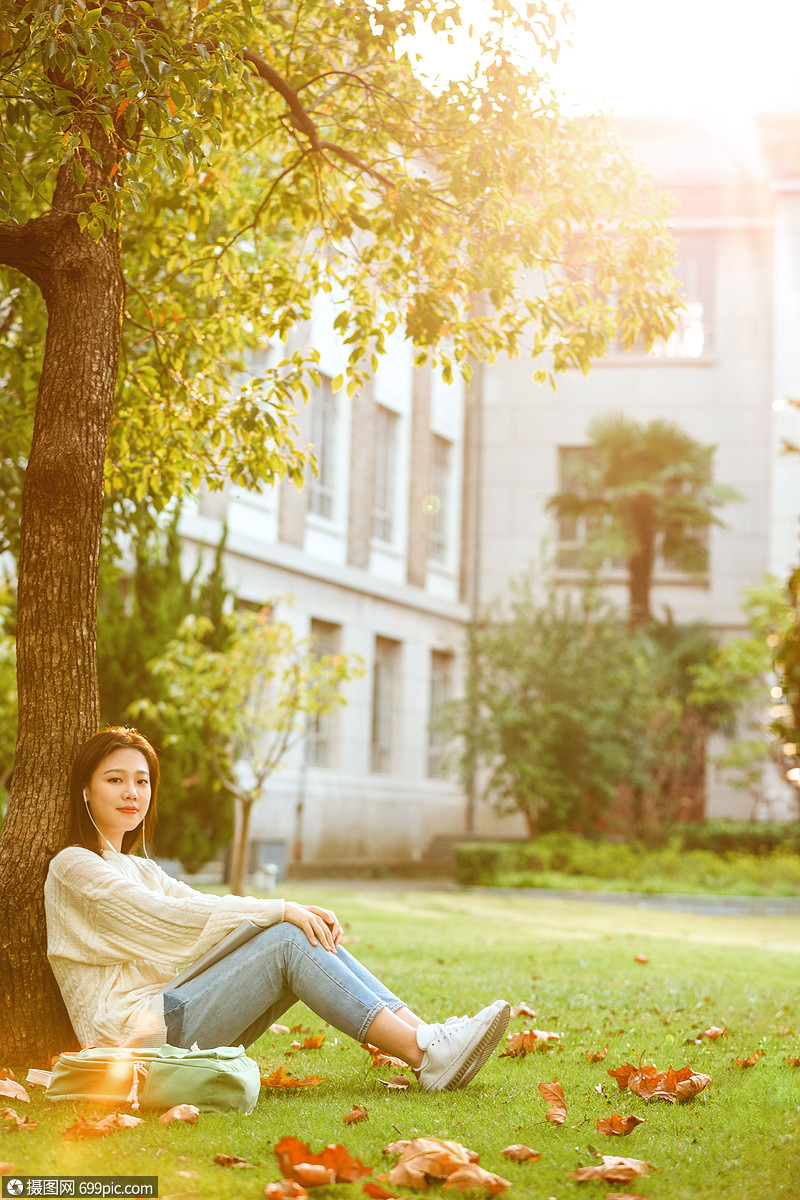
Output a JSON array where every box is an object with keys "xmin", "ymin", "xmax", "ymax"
[{"xmin": 45, "ymin": 727, "xmax": 509, "ymax": 1092}]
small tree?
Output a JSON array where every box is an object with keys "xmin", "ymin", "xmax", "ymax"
[
  {"xmin": 134, "ymin": 606, "xmax": 362, "ymax": 893},
  {"xmin": 451, "ymin": 579, "xmax": 667, "ymax": 837},
  {"xmin": 97, "ymin": 513, "xmax": 234, "ymax": 869},
  {"xmin": 547, "ymin": 414, "xmax": 741, "ymax": 626}
]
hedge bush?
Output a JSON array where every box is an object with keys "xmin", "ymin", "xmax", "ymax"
[{"xmin": 454, "ymin": 826, "xmax": 800, "ymax": 895}]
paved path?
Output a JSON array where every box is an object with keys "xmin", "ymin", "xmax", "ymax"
[{"xmin": 298, "ymin": 877, "xmax": 800, "ymax": 916}]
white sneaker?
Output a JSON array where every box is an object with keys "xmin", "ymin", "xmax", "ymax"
[{"xmin": 416, "ymin": 1000, "xmax": 510, "ymax": 1091}]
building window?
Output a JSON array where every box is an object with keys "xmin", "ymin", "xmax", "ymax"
[
  {"xmin": 308, "ymin": 377, "xmax": 337, "ymax": 519},
  {"xmin": 428, "ymin": 650, "xmax": 453, "ymax": 777},
  {"xmin": 371, "ymin": 636, "xmax": 400, "ymax": 773},
  {"xmin": 651, "ymin": 233, "xmax": 715, "ymax": 358},
  {"xmin": 305, "ymin": 619, "xmax": 341, "ymax": 767},
  {"xmin": 372, "ymin": 405, "xmax": 398, "ymax": 542},
  {"xmin": 427, "ymin": 435, "xmax": 451, "ymax": 564},
  {"xmin": 610, "ymin": 232, "xmax": 715, "ymax": 359}
]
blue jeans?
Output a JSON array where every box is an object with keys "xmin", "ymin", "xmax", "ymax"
[{"xmin": 162, "ymin": 922, "xmax": 405, "ymax": 1049}]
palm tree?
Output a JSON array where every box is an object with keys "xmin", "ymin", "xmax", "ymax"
[{"xmin": 547, "ymin": 414, "xmax": 741, "ymax": 626}]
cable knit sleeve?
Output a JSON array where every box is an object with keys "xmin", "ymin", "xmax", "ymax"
[{"xmin": 46, "ymin": 847, "xmax": 285, "ymax": 968}]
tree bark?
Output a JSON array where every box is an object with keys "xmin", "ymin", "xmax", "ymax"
[
  {"xmin": 627, "ymin": 498, "xmax": 656, "ymax": 628},
  {"xmin": 0, "ymin": 207, "xmax": 124, "ymax": 1064}
]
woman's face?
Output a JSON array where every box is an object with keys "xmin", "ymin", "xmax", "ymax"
[{"xmin": 84, "ymin": 747, "xmax": 151, "ymax": 852}]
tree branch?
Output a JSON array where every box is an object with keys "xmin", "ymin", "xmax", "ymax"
[{"xmin": 0, "ymin": 217, "xmax": 54, "ymax": 286}]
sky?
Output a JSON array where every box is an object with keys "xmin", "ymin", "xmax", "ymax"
[
  {"xmin": 407, "ymin": 0, "xmax": 800, "ymax": 120},
  {"xmin": 554, "ymin": 0, "xmax": 800, "ymax": 118}
]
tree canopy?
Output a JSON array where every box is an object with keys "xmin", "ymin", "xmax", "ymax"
[
  {"xmin": 547, "ymin": 413, "xmax": 741, "ymax": 626},
  {"xmin": 0, "ymin": 0, "xmax": 681, "ymax": 1061}
]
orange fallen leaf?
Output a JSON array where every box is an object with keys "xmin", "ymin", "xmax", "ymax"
[
  {"xmin": 382, "ymin": 1137, "xmax": 479, "ymax": 1188},
  {"xmin": 585, "ymin": 1044, "xmax": 609, "ymax": 1062},
  {"xmin": 363, "ymin": 1185, "xmax": 399, "ymax": 1199},
  {"xmin": 596, "ymin": 1114, "xmax": 646, "ymax": 1136},
  {"xmin": 383, "ymin": 1141, "xmax": 411, "ymax": 1156},
  {"xmin": 538, "ymin": 1080, "xmax": 567, "ymax": 1124},
  {"xmin": 607, "ymin": 1063, "xmax": 638, "ymax": 1090},
  {"xmin": 698, "ymin": 1026, "xmax": 728, "ymax": 1041},
  {"xmin": 214, "ymin": 1153, "xmax": 257, "ymax": 1169},
  {"xmin": 0, "ymin": 1107, "xmax": 37, "ymax": 1131},
  {"xmin": 158, "ymin": 1104, "xmax": 199, "ymax": 1125},
  {"xmin": 510, "ymin": 1003, "xmax": 537, "ymax": 1019},
  {"xmin": 500, "ymin": 1145, "xmax": 541, "ymax": 1162},
  {"xmin": 502, "ymin": 1030, "xmax": 560, "ymax": 1058},
  {"xmin": 443, "ymin": 1163, "xmax": 512, "ymax": 1193},
  {"xmin": 264, "ymin": 1182, "xmax": 309, "ymax": 1200},
  {"xmin": 290, "ymin": 1034, "xmax": 325, "ymax": 1050},
  {"xmin": 634, "ymin": 955, "xmax": 649, "ymax": 964},
  {"xmin": 62, "ymin": 1113, "xmax": 144, "ymax": 1140},
  {"xmin": 610, "ymin": 1061, "xmax": 710, "ymax": 1103},
  {"xmin": 787, "ymin": 1055, "xmax": 800, "ymax": 1067},
  {"xmin": 261, "ymin": 1065, "xmax": 324, "ymax": 1089},
  {"xmin": 343, "ymin": 1105, "xmax": 369, "ymax": 1125},
  {"xmin": 291, "ymin": 1024, "xmax": 310, "ymax": 1034},
  {"xmin": 361, "ymin": 1043, "xmax": 409, "ymax": 1070},
  {"xmin": 0, "ymin": 1164, "xmax": 17, "ymax": 1175},
  {"xmin": 379, "ymin": 1076, "xmax": 410, "ymax": 1089},
  {"xmin": 270, "ymin": 1024, "xmax": 291, "ymax": 1035},
  {"xmin": 568, "ymin": 1155, "xmax": 654, "ymax": 1183},
  {"xmin": 275, "ymin": 1136, "xmax": 371, "ymax": 1185},
  {"xmin": 736, "ymin": 1052, "xmax": 760, "ymax": 1069},
  {"xmin": 0, "ymin": 1072, "xmax": 29, "ymax": 1105}
]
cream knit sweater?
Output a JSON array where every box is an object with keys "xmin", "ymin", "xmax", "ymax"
[{"xmin": 45, "ymin": 846, "xmax": 285, "ymax": 1048}]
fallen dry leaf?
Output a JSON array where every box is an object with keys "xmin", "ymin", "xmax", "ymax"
[
  {"xmin": 291, "ymin": 1024, "xmax": 310, "ymax": 1035},
  {"xmin": 290, "ymin": 1034, "xmax": 326, "ymax": 1050},
  {"xmin": 363, "ymin": 1185, "xmax": 399, "ymax": 1199},
  {"xmin": 214, "ymin": 1153, "xmax": 257, "ymax": 1169},
  {"xmin": 0, "ymin": 1107, "xmax": 37, "ymax": 1131},
  {"xmin": 62, "ymin": 1113, "xmax": 144, "ymax": 1140},
  {"xmin": 568, "ymin": 1155, "xmax": 654, "ymax": 1183},
  {"xmin": 361, "ymin": 1043, "xmax": 410, "ymax": 1070},
  {"xmin": 343, "ymin": 1105, "xmax": 369, "ymax": 1126},
  {"xmin": 609, "ymin": 1061, "xmax": 710, "ymax": 1103},
  {"xmin": 158, "ymin": 1104, "xmax": 200, "ymax": 1125},
  {"xmin": 500, "ymin": 1145, "xmax": 540, "ymax": 1162},
  {"xmin": 502, "ymin": 1030, "xmax": 560, "ymax": 1058},
  {"xmin": 382, "ymin": 1137, "xmax": 479, "ymax": 1188},
  {"xmin": 585, "ymin": 1044, "xmax": 609, "ymax": 1062},
  {"xmin": 787, "ymin": 1055, "xmax": 800, "ymax": 1067},
  {"xmin": 379, "ymin": 1076, "xmax": 410, "ymax": 1090},
  {"xmin": 538, "ymin": 1080, "xmax": 567, "ymax": 1125},
  {"xmin": 383, "ymin": 1141, "xmax": 411, "ymax": 1157},
  {"xmin": 269, "ymin": 1024, "xmax": 291, "ymax": 1035},
  {"xmin": 275, "ymin": 1136, "xmax": 371, "ymax": 1185},
  {"xmin": 596, "ymin": 1114, "xmax": 645, "ymax": 1137},
  {"xmin": 261, "ymin": 1065, "xmax": 324, "ymax": 1089},
  {"xmin": 443, "ymin": 1163, "xmax": 512, "ymax": 1194},
  {"xmin": 736, "ymin": 1052, "xmax": 760, "ymax": 1069},
  {"xmin": 697, "ymin": 1026, "xmax": 728, "ymax": 1041},
  {"xmin": 510, "ymin": 1003, "xmax": 537, "ymax": 1019},
  {"xmin": 634, "ymin": 954, "xmax": 649, "ymax": 964},
  {"xmin": 264, "ymin": 1182, "xmax": 309, "ymax": 1200},
  {"xmin": 0, "ymin": 1072, "xmax": 29, "ymax": 1105}
]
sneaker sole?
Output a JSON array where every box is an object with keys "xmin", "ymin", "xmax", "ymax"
[{"xmin": 437, "ymin": 1002, "xmax": 511, "ymax": 1091}]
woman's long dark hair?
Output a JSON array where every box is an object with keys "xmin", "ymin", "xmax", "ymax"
[{"xmin": 69, "ymin": 727, "xmax": 159, "ymax": 855}]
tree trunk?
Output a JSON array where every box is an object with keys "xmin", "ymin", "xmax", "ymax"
[
  {"xmin": 229, "ymin": 797, "xmax": 255, "ymax": 896},
  {"xmin": 627, "ymin": 498, "xmax": 656, "ymax": 628},
  {"xmin": 0, "ymin": 206, "xmax": 124, "ymax": 1064}
]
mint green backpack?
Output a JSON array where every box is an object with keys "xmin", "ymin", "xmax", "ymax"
[{"xmin": 45, "ymin": 1044, "xmax": 260, "ymax": 1114}]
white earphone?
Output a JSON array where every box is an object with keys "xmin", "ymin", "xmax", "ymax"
[{"xmin": 82, "ymin": 787, "xmax": 149, "ymax": 858}]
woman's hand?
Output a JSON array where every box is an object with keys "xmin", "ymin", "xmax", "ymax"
[{"xmin": 284, "ymin": 902, "xmax": 343, "ymax": 952}]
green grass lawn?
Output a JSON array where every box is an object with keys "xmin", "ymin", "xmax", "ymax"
[{"xmin": 4, "ymin": 885, "xmax": 800, "ymax": 1199}]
